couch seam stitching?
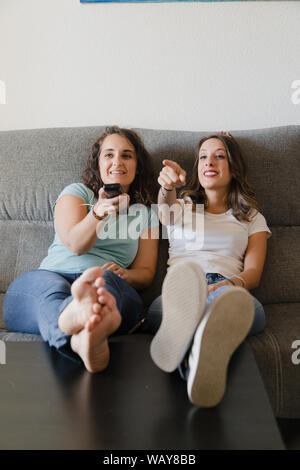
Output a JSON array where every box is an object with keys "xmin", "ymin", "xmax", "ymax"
[
  {"xmin": 271, "ymin": 332, "xmax": 284, "ymax": 415},
  {"xmin": 13, "ymin": 224, "xmax": 24, "ymax": 281},
  {"xmin": 0, "ymin": 219, "xmax": 53, "ymax": 223},
  {"xmin": 264, "ymin": 329, "xmax": 283, "ymax": 415}
]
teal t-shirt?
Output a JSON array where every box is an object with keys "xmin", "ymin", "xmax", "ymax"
[{"xmin": 39, "ymin": 183, "xmax": 159, "ymax": 274}]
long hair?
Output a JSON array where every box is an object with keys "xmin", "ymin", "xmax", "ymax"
[
  {"xmin": 180, "ymin": 134, "xmax": 260, "ymax": 222},
  {"xmin": 82, "ymin": 126, "xmax": 158, "ymax": 206}
]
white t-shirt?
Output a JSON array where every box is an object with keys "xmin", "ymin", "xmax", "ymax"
[{"xmin": 165, "ymin": 199, "xmax": 272, "ymax": 278}]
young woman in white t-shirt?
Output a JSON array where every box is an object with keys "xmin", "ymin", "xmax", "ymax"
[{"xmin": 149, "ymin": 132, "xmax": 272, "ymax": 408}]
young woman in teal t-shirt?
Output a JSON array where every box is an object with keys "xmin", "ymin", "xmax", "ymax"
[{"xmin": 4, "ymin": 127, "xmax": 159, "ymax": 373}]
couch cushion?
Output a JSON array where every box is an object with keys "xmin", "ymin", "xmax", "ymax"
[
  {"xmin": 0, "ymin": 295, "xmax": 5, "ymax": 329},
  {"xmin": 137, "ymin": 125, "xmax": 300, "ymax": 226},
  {"xmin": 247, "ymin": 302, "xmax": 300, "ymax": 418},
  {"xmin": 0, "ymin": 125, "xmax": 299, "ymax": 323},
  {"xmin": 0, "ymin": 220, "xmax": 54, "ymax": 294},
  {"xmin": 0, "ymin": 127, "xmax": 105, "ymax": 222},
  {"xmin": 0, "ymin": 329, "xmax": 43, "ymax": 342},
  {"xmin": 1, "ymin": 125, "xmax": 299, "ymax": 224},
  {"xmin": 251, "ymin": 226, "xmax": 300, "ymax": 305}
]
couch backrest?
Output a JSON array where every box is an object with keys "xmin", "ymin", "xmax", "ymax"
[{"xmin": 0, "ymin": 125, "xmax": 299, "ymax": 328}]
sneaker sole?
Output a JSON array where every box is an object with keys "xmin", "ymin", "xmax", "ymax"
[
  {"xmin": 187, "ymin": 287, "xmax": 254, "ymax": 407},
  {"xmin": 150, "ymin": 262, "xmax": 207, "ymax": 372}
]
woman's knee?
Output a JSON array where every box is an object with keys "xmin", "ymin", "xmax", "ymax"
[
  {"xmin": 247, "ymin": 297, "xmax": 266, "ymax": 337},
  {"xmin": 5, "ymin": 270, "xmax": 39, "ymax": 293},
  {"xmin": 4, "ymin": 270, "xmax": 71, "ymax": 321},
  {"xmin": 206, "ymin": 284, "xmax": 231, "ymax": 306},
  {"xmin": 207, "ymin": 286, "xmax": 266, "ymax": 337},
  {"xmin": 147, "ymin": 296, "xmax": 163, "ymax": 334},
  {"xmin": 6, "ymin": 270, "xmax": 71, "ymax": 296}
]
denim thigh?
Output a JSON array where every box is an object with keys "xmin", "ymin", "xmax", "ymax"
[
  {"xmin": 205, "ymin": 285, "xmax": 266, "ymax": 337},
  {"xmin": 3, "ymin": 268, "xmax": 144, "ymax": 341},
  {"xmin": 3, "ymin": 269, "xmax": 75, "ymax": 359},
  {"xmin": 102, "ymin": 269, "xmax": 144, "ymax": 334}
]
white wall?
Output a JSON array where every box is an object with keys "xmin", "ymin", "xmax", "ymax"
[{"xmin": 0, "ymin": 0, "xmax": 299, "ymax": 132}]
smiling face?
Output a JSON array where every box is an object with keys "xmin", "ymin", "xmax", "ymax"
[
  {"xmin": 98, "ymin": 134, "xmax": 138, "ymax": 193},
  {"xmin": 198, "ymin": 138, "xmax": 232, "ymax": 192}
]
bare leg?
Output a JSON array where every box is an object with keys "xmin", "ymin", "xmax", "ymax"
[
  {"xmin": 70, "ymin": 286, "xmax": 121, "ymax": 373},
  {"xmin": 58, "ymin": 266, "xmax": 121, "ymax": 373},
  {"xmin": 58, "ymin": 267, "xmax": 106, "ymax": 335}
]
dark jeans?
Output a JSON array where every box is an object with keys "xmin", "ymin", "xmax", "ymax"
[{"xmin": 3, "ymin": 269, "xmax": 143, "ymax": 363}]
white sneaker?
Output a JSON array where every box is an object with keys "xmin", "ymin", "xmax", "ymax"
[
  {"xmin": 150, "ymin": 262, "xmax": 208, "ymax": 372},
  {"xmin": 187, "ymin": 286, "xmax": 254, "ymax": 407}
]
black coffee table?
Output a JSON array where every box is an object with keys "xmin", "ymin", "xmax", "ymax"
[{"xmin": 0, "ymin": 335, "xmax": 284, "ymax": 450}]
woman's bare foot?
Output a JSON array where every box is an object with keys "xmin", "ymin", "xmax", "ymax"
[
  {"xmin": 70, "ymin": 287, "xmax": 121, "ymax": 373},
  {"xmin": 58, "ymin": 266, "xmax": 106, "ymax": 335}
]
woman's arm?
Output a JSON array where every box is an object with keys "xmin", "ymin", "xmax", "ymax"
[
  {"xmin": 102, "ymin": 227, "xmax": 159, "ymax": 290},
  {"xmin": 158, "ymin": 187, "xmax": 177, "ymax": 207},
  {"xmin": 54, "ymin": 189, "xmax": 126, "ymax": 255},
  {"xmin": 208, "ymin": 231, "xmax": 268, "ymax": 292},
  {"xmin": 231, "ymin": 231, "xmax": 268, "ymax": 290},
  {"xmin": 54, "ymin": 194, "xmax": 102, "ymax": 255},
  {"xmin": 157, "ymin": 159, "xmax": 186, "ymax": 225}
]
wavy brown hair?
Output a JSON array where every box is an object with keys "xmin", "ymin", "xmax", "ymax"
[
  {"xmin": 180, "ymin": 133, "xmax": 260, "ymax": 222},
  {"xmin": 82, "ymin": 126, "xmax": 158, "ymax": 206}
]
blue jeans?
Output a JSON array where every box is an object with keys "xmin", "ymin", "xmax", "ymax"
[
  {"xmin": 147, "ymin": 272, "xmax": 266, "ymax": 338},
  {"xmin": 3, "ymin": 269, "xmax": 143, "ymax": 363}
]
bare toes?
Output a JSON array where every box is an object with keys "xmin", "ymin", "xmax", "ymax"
[
  {"xmin": 94, "ymin": 277, "xmax": 105, "ymax": 288},
  {"xmin": 98, "ymin": 295, "xmax": 115, "ymax": 311},
  {"xmin": 97, "ymin": 286, "xmax": 106, "ymax": 296},
  {"xmin": 80, "ymin": 267, "xmax": 104, "ymax": 284},
  {"xmin": 100, "ymin": 306, "xmax": 110, "ymax": 316},
  {"xmin": 92, "ymin": 303, "xmax": 101, "ymax": 314},
  {"xmin": 87, "ymin": 314, "xmax": 101, "ymax": 332}
]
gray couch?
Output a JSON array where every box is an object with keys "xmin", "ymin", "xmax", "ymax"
[{"xmin": 0, "ymin": 125, "xmax": 299, "ymax": 419}]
